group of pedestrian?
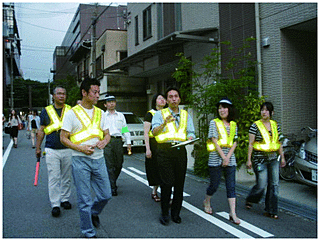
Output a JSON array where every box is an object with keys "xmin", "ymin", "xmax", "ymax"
[
  {"xmin": 144, "ymin": 93, "xmax": 286, "ymax": 227},
  {"xmin": 5, "ymin": 109, "xmax": 41, "ymax": 149},
  {"xmin": 29, "ymin": 76, "xmax": 285, "ymax": 238}
]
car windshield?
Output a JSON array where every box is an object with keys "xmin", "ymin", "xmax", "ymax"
[{"xmin": 124, "ymin": 114, "xmax": 143, "ymax": 124}]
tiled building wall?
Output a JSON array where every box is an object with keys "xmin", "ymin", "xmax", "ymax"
[{"xmin": 259, "ymin": 3, "xmax": 317, "ymax": 136}]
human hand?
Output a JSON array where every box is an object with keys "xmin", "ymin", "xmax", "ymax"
[
  {"xmin": 280, "ymin": 157, "xmax": 286, "ymax": 168},
  {"xmin": 95, "ymin": 140, "xmax": 107, "ymax": 150},
  {"xmin": 146, "ymin": 150, "xmax": 152, "ymax": 158},
  {"xmin": 81, "ymin": 145, "xmax": 95, "ymax": 155},
  {"xmin": 246, "ymin": 160, "xmax": 252, "ymax": 169},
  {"xmin": 164, "ymin": 115, "xmax": 175, "ymax": 125},
  {"xmin": 222, "ymin": 157, "xmax": 229, "ymax": 167},
  {"xmin": 36, "ymin": 149, "xmax": 41, "ymax": 158}
]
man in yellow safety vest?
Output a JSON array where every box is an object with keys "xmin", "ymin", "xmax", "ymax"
[
  {"xmin": 152, "ymin": 87, "xmax": 196, "ymax": 226},
  {"xmin": 36, "ymin": 86, "xmax": 72, "ymax": 218},
  {"xmin": 60, "ymin": 77, "xmax": 112, "ymax": 238}
]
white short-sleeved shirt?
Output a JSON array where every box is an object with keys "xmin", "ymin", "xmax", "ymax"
[{"xmin": 61, "ymin": 106, "xmax": 109, "ymax": 159}]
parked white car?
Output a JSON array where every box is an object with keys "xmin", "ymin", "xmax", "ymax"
[{"xmin": 121, "ymin": 112, "xmax": 145, "ymax": 148}]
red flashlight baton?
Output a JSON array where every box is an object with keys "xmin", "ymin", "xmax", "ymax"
[{"xmin": 34, "ymin": 157, "xmax": 41, "ymax": 186}]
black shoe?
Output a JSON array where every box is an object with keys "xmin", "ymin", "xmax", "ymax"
[
  {"xmin": 171, "ymin": 215, "xmax": 182, "ymax": 224},
  {"xmin": 88, "ymin": 236, "xmax": 97, "ymax": 238},
  {"xmin": 52, "ymin": 207, "xmax": 60, "ymax": 217},
  {"xmin": 159, "ymin": 215, "xmax": 170, "ymax": 225},
  {"xmin": 61, "ymin": 201, "xmax": 72, "ymax": 209},
  {"xmin": 112, "ymin": 190, "xmax": 118, "ymax": 196},
  {"xmin": 92, "ymin": 215, "xmax": 100, "ymax": 228}
]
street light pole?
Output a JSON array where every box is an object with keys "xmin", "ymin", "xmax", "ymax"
[{"xmin": 10, "ymin": 46, "xmax": 14, "ymax": 109}]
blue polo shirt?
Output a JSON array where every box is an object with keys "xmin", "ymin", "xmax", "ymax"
[{"xmin": 40, "ymin": 106, "xmax": 67, "ymax": 149}]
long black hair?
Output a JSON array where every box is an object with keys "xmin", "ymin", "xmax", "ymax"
[
  {"xmin": 260, "ymin": 102, "xmax": 274, "ymax": 118},
  {"xmin": 151, "ymin": 93, "xmax": 165, "ymax": 110}
]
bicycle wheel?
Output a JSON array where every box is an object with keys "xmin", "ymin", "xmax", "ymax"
[{"xmin": 279, "ymin": 150, "xmax": 296, "ymax": 181}]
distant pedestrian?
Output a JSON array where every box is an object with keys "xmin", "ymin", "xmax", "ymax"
[
  {"xmin": 144, "ymin": 93, "xmax": 166, "ymax": 202},
  {"xmin": 30, "ymin": 111, "xmax": 40, "ymax": 148},
  {"xmin": 104, "ymin": 94, "xmax": 131, "ymax": 196},
  {"xmin": 245, "ymin": 102, "xmax": 286, "ymax": 219},
  {"xmin": 203, "ymin": 97, "xmax": 240, "ymax": 225},
  {"xmin": 27, "ymin": 110, "xmax": 33, "ymax": 139},
  {"xmin": 8, "ymin": 109, "xmax": 21, "ymax": 148},
  {"xmin": 152, "ymin": 87, "xmax": 196, "ymax": 225},
  {"xmin": 36, "ymin": 87, "xmax": 72, "ymax": 217},
  {"xmin": 60, "ymin": 77, "xmax": 112, "ymax": 238}
]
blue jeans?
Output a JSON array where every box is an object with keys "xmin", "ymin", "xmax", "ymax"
[
  {"xmin": 206, "ymin": 166, "xmax": 236, "ymax": 198},
  {"xmin": 72, "ymin": 156, "xmax": 112, "ymax": 238},
  {"xmin": 246, "ymin": 159, "xmax": 279, "ymax": 215}
]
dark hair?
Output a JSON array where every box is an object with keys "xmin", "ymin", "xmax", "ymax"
[
  {"xmin": 151, "ymin": 93, "xmax": 165, "ymax": 110},
  {"xmin": 9, "ymin": 109, "xmax": 18, "ymax": 120},
  {"xmin": 165, "ymin": 86, "xmax": 181, "ymax": 99},
  {"xmin": 53, "ymin": 86, "xmax": 66, "ymax": 95},
  {"xmin": 80, "ymin": 77, "xmax": 100, "ymax": 98},
  {"xmin": 260, "ymin": 102, "xmax": 274, "ymax": 118},
  {"xmin": 217, "ymin": 103, "xmax": 235, "ymax": 122}
]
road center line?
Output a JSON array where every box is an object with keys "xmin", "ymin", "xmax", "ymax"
[
  {"xmin": 3, "ymin": 140, "xmax": 13, "ymax": 169},
  {"xmin": 122, "ymin": 167, "xmax": 254, "ymax": 238}
]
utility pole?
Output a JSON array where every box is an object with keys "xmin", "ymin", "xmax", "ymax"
[
  {"xmin": 91, "ymin": 3, "xmax": 98, "ymax": 78},
  {"xmin": 10, "ymin": 45, "xmax": 14, "ymax": 109}
]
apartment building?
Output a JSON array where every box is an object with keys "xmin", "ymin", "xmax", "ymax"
[
  {"xmin": 104, "ymin": 2, "xmax": 317, "ymax": 137},
  {"xmin": 3, "ymin": 3, "xmax": 23, "ymax": 109},
  {"xmin": 52, "ymin": 3, "xmax": 127, "ymax": 81}
]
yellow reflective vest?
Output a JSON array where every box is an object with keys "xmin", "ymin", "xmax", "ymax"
[
  {"xmin": 148, "ymin": 109, "xmax": 156, "ymax": 138},
  {"xmin": 155, "ymin": 108, "xmax": 188, "ymax": 143},
  {"xmin": 207, "ymin": 118, "xmax": 237, "ymax": 152},
  {"xmin": 70, "ymin": 105, "xmax": 104, "ymax": 144},
  {"xmin": 253, "ymin": 120, "xmax": 280, "ymax": 152},
  {"xmin": 44, "ymin": 104, "xmax": 71, "ymax": 135}
]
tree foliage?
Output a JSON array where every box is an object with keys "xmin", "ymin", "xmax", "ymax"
[{"xmin": 172, "ymin": 38, "xmax": 265, "ymax": 177}]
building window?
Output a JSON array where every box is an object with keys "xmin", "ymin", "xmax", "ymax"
[
  {"xmin": 96, "ymin": 55, "xmax": 103, "ymax": 77},
  {"xmin": 117, "ymin": 50, "xmax": 128, "ymax": 61},
  {"xmin": 143, "ymin": 6, "xmax": 152, "ymax": 41},
  {"xmin": 135, "ymin": 16, "xmax": 139, "ymax": 46}
]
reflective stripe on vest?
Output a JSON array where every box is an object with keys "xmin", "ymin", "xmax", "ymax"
[
  {"xmin": 253, "ymin": 120, "xmax": 280, "ymax": 152},
  {"xmin": 70, "ymin": 105, "xmax": 104, "ymax": 144},
  {"xmin": 44, "ymin": 104, "xmax": 71, "ymax": 135},
  {"xmin": 155, "ymin": 108, "xmax": 188, "ymax": 143},
  {"xmin": 207, "ymin": 118, "xmax": 237, "ymax": 152},
  {"xmin": 148, "ymin": 109, "xmax": 156, "ymax": 138}
]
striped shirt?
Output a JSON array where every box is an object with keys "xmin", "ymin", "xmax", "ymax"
[
  {"xmin": 208, "ymin": 119, "xmax": 238, "ymax": 167},
  {"xmin": 249, "ymin": 121, "xmax": 283, "ymax": 163}
]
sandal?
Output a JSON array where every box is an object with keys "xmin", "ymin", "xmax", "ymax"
[
  {"xmin": 229, "ymin": 215, "xmax": 241, "ymax": 225},
  {"xmin": 203, "ymin": 200, "xmax": 213, "ymax": 214},
  {"xmin": 245, "ymin": 202, "xmax": 253, "ymax": 209},
  {"xmin": 151, "ymin": 193, "xmax": 161, "ymax": 202}
]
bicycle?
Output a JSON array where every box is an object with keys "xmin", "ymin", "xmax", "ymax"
[{"xmin": 278, "ymin": 134, "xmax": 304, "ymax": 181}]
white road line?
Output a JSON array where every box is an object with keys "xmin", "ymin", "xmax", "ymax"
[
  {"xmin": 183, "ymin": 202, "xmax": 254, "ymax": 239},
  {"xmin": 123, "ymin": 167, "xmax": 190, "ymax": 197},
  {"xmin": 128, "ymin": 167, "xmax": 146, "ymax": 175},
  {"xmin": 122, "ymin": 167, "xmax": 254, "ymax": 238},
  {"xmin": 216, "ymin": 211, "xmax": 274, "ymax": 238},
  {"xmin": 3, "ymin": 140, "xmax": 13, "ymax": 169}
]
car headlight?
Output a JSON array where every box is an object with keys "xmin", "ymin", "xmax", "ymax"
[{"xmin": 298, "ymin": 142, "xmax": 306, "ymax": 159}]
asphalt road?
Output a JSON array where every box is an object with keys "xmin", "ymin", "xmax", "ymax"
[{"xmin": 2, "ymin": 129, "xmax": 318, "ymax": 238}]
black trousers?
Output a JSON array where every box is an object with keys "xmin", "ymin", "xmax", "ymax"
[
  {"xmin": 157, "ymin": 144, "xmax": 187, "ymax": 217},
  {"xmin": 104, "ymin": 137, "xmax": 124, "ymax": 191}
]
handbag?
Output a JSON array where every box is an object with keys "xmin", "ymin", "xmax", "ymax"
[
  {"xmin": 4, "ymin": 126, "xmax": 11, "ymax": 134},
  {"xmin": 18, "ymin": 123, "xmax": 23, "ymax": 130}
]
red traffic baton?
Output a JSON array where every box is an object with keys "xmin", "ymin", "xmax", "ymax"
[{"xmin": 34, "ymin": 157, "xmax": 41, "ymax": 186}]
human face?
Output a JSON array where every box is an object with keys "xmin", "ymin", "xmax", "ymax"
[
  {"xmin": 83, "ymin": 85, "xmax": 100, "ymax": 105},
  {"xmin": 166, "ymin": 90, "xmax": 180, "ymax": 109},
  {"xmin": 218, "ymin": 105, "xmax": 229, "ymax": 120},
  {"xmin": 261, "ymin": 105, "xmax": 271, "ymax": 120},
  {"xmin": 156, "ymin": 95, "xmax": 166, "ymax": 109},
  {"xmin": 53, "ymin": 88, "xmax": 66, "ymax": 105},
  {"xmin": 105, "ymin": 100, "xmax": 116, "ymax": 111}
]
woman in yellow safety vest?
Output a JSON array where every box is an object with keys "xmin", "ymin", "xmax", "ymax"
[
  {"xmin": 143, "ymin": 93, "xmax": 166, "ymax": 202},
  {"xmin": 203, "ymin": 97, "xmax": 241, "ymax": 225},
  {"xmin": 245, "ymin": 102, "xmax": 286, "ymax": 219}
]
